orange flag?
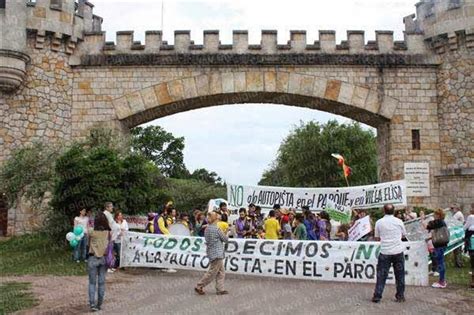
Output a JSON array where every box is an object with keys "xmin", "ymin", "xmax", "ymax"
[{"xmin": 331, "ymin": 153, "xmax": 352, "ymax": 181}]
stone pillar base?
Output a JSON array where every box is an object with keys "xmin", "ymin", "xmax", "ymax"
[{"xmin": 0, "ymin": 50, "xmax": 30, "ymax": 92}]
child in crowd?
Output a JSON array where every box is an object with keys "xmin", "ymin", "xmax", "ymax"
[
  {"xmin": 281, "ymin": 216, "xmax": 292, "ymax": 240},
  {"xmin": 294, "ymin": 214, "xmax": 307, "ymax": 240}
]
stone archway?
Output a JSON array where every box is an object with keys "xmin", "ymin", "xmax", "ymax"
[
  {"xmin": 108, "ymin": 69, "xmax": 399, "ymax": 188},
  {"xmin": 110, "ymin": 70, "xmax": 399, "ymax": 129}
]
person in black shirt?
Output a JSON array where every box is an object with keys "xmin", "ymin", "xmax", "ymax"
[{"xmin": 422, "ymin": 209, "xmax": 447, "ymax": 288}]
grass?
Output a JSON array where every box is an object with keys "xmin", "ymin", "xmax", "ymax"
[
  {"xmin": 0, "ymin": 282, "xmax": 38, "ymax": 314},
  {"xmin": 443, "ymin": 252, "xmax": 473, "ymax": 288},
  {"xmin": 0, "ymin": 233, "xmax": 87, "ymax": 276}
]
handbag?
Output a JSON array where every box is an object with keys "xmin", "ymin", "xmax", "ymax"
[
  {"xmin": 470, "ymin": 235, "xmax": 474, "ymax": 251},
  {"xmin": 431, "ymin": 225, "xmax": 450, "ymax": 248}
]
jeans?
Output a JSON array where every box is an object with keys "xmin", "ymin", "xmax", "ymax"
[
  {"xmin": 113, "ymin": 242, "xmax": 121, "ymax": 268},
  {"xmin": 429, "ymin": 252, "xmax": 438, "ymax": 272},
  {"xmin": 434, "ymin": 247, "xmax": 446, "ymax": 282},
  {"xmin": 73, "ymin": 234, "xmax": 88, "ymax": 261},
  {"xmin": 88, "ymin": 256, "xmax": 106, "ymax": 308},
  {"xmin": 373, "ymin": 252, "xmax": 405, "ymax": 300}
]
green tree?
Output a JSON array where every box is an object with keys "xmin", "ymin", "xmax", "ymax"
[
  {"xmin": 131, "ymin": 126, "xmax": 187, "ymax": 177},
  {"xmin": 189, "ymin": 168, "xmax": 223, "ymax": 186},
  {"xmin": 259, "ymin": 120, "xmax": 378, "ymax": 187},
  {"xmin": 0, "ymin": 142, "xmax": 58, "ymax": 209},
  {"xmin": 163, "ymin": 178, "xmax": 226, "ymax": 213}
]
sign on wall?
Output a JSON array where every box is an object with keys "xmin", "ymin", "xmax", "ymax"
[
  {"xmin": 121, "ymin": 231, "xmax": 428, "ymax": 286},
  {"xmin": 227, "ymin": 180, "xmax": 407, "ymax": 210},
  {"xmin": 404, "ymin": 162, "xmax": 430, "ymax": 197}
]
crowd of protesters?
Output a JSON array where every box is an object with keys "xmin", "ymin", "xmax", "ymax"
[{"xmin": 73, "ymin": 200, "xmax": 474, "ymax": 310}]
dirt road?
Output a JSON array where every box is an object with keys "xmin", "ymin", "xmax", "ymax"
[{"xmin": 4, "ymin": 269, "xmax": 473, "ymax": 314}]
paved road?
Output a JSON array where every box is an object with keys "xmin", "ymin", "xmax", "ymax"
[{"xmin": 6, "ymin": 269, "xmax": 474, "ymax": 314}]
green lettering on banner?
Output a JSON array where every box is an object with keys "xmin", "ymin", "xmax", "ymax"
[{"xmin": 355, "ymin": 244, "xmax": 375, "ymax": 260}]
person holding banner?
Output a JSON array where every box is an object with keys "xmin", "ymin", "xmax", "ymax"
[
  {"xmin": 372, "ymin": 204, "xmax": 406, "ymax": 303},
  {"xmin": 195, "ymin": 211, "xmax": 229, "ymax": 296},
  {"xmin": 234, "ymin": 208, "xmax": 249, "ymax": 238}
]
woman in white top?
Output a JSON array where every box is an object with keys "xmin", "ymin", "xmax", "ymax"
[
  {"xmin": 111, "ymin": 211, "xmax": 128, "ymax": 271},
  {"xmin": 74, "ymin": 208, "xmax": 89, "ymax": 262}
]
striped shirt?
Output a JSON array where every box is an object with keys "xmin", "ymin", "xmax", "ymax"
[{"xmin": 204, "ymin": 224, "xmax": 228, "ymax": 261}]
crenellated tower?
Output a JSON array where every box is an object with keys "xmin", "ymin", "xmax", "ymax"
[
  {"xmin": 0, "ymin": 0, "xmax": 102, "ymax": 91},
  {"xmin": 404, "ymin": 0, "xmax": 474, "ymax": 206}
]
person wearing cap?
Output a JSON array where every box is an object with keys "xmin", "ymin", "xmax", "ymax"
[{"xmin": 451, "ymin": 204, "xmax": 465, "ymax": 268}]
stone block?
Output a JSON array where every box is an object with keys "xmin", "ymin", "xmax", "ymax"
[
  {"xmin": 264, "ymin": 71, "xmax": 276, "ymax": 92},
  {"xmin": 168, "ymin": 80, "xmax": 185, "ymax": 101},
  {"xmin": 113, "ymin": 96, "xmax": 131, "ymax": 120},
  {"xmin": 222, "ymin": 72, "xmax": 234, "ymax": 93},
  {"xmin": 246, "ymin": 71, "xmax": 264, "ymax": 92},
  {"xmin": 352, "ymin": 86, "xmax": 369, "ymax": 107},
  {"xmin": 379, "ymin": 96, "xmax": 399, "ymax": 119},
  {"xmin": 324, "ymin": 80, "xmax": 341, "ymax": 101},
  {"xmin": 182, "ymin": 77, "xmax": 198, "ymax": 99},
  {"xmin": 337, "ymin": 82, "xmax": 354, "ymax": 104},
  {"xmin": 126, "ymin": 91, "xmax": 145, "ymax": 115},
  {"xmin": 195, "ymin": 75, "xmax": 210, "ymax": 96},
  {"xmin": 234, "ymin": 72, "xmax": 246, "ymax": 92},
  {"xmin": 154, "ymin": 83, "xmax": 173, "ymax": 105},
  {"xmin": 276, "ymin": 72, "xmax": 290, "ymax": 93},
  {"xmin": 209, "ymin": 73, "xmax": 222, "ymax": 95},
  {"xmin": 141, "ymin": 86, "xmax": 158, "ymax": 110},
  {"xmin": 313, "ymin": 78, "xmax": 327, "ymax": 98}
]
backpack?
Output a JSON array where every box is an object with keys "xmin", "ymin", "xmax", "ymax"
[{"xmin": 431, "ymin": 225, "xmax": 450, "ymax": 248}]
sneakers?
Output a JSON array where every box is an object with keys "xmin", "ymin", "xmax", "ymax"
[
  {"xmin": 76, "ymin": 260, "xmax": 80, "ymax": 263},
  {"xmin": 431, "ymin": 281, "xmax": 447, "ymax": 288},
  {"xmin": 371, "ymin": 297, "xmax": 381, "ymax": 303},
  {"xmin": 164, "ymin": 268, "xmax": 177, "ymax": 273},
  {"xmin": 433, "ymin": 272, "xmax": 439, "ymax": 277},
  {"xmin": 107, "ymin": 268, "xmax": 116, "ymax": 273},
  {"xmin": 428, "ymin": 271, "xmax": 434, "ymax": 276},
  {"xmin": 90, "ymin": 305, "xmax": 99, "ymax": 312}
]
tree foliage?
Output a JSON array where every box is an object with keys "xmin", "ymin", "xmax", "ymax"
[
  {"xmin": 162, "ymin": 178, "xmax": 226, "ymax": 213},
  {"xmin": 259, "ymin": 120, "xmax": 378, "ymax": 187},
  {"xmin": 0, "ymin": 142, "xmax": 58, "ymax": 209},
  {"xmin": 131, "ymin": 126, "xmax": 187, "ymax": 177}
]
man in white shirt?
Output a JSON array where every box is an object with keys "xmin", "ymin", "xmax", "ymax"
[
  {"xmin": 372, "ymin": 204, "xmax": 407, "ymax": 303},
  {"xmin": 451, "ymin": 204, "xmax": 464, "ymax": 268}
]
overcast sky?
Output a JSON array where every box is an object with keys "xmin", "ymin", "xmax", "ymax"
[{"xmin": 93, "ymin": 0, "xmax": 416, "ymax": 185}]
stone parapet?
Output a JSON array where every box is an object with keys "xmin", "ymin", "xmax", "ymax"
[{"xmin": 75, "ymin": 29, "xmax": 432, "ymax": 58}]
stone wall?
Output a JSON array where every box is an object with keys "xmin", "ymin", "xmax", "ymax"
[{"xmin": 0, "ymin": 36, "xmax": 73, "ymax": 162}]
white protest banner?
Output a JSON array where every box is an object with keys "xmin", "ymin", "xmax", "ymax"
[
  {"xmin": 227, "ymin": 180, "xmax": 407, "ymax": 211},
  {"xmin": 348, "ymin": 216, "xmax": 372, "ymax": 241},
  {"xmin": 121, "ymin": 231, "xmax": 428, "ymax": 286},
  {"xmin": 123, "ymin": 215, "xmax": 149, "ymax": 230}
]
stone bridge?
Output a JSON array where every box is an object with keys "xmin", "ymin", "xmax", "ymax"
[{"xmin": 0, "ymin": 0, "xmax": 473, "ymax": 234}]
